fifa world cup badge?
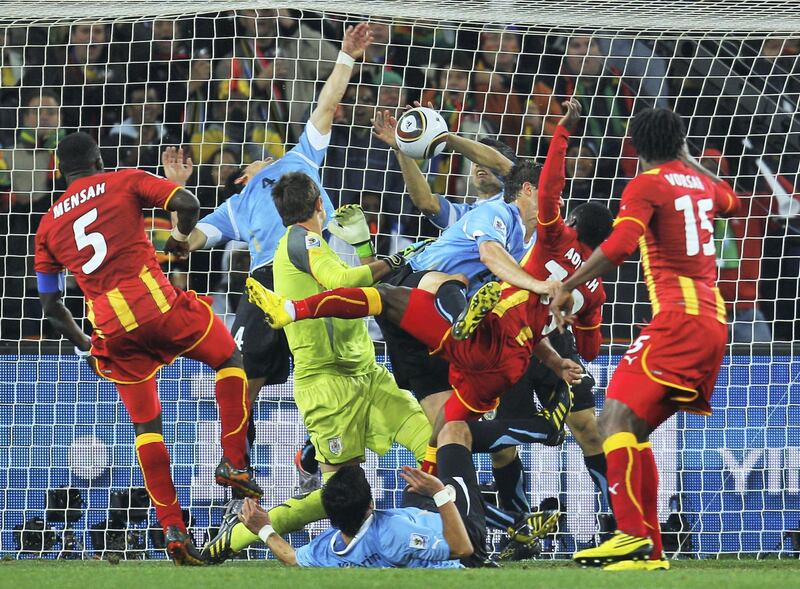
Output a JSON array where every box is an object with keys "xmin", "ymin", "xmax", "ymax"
[{"xmin": 328, "ymin": 437, "xmax": 343, "ymax": 456}]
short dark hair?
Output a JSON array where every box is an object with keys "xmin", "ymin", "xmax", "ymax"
[
  {"xmin": 321, "ymin": 466, "xmax": 373, "ymax": 537},
  {"xmin": 503, "ymin": 160, "xmax": 542, "ymax": 203},
  {"xmin": 629, "ymin": 108, "xmax": 686, "ymax": 163},
  {"xmin": 569, "ymin": 202, "xmax": 614, "ymax": 249},
  {"xmin": 56, "ymin": 132, "xmax": 101, "ymax": 176},
  {"xmin": 272, "ymin": 172, "xmax": 320, "ymax": 226},
  {"xmin": 478, "ymin": 137, "xmax": 518, "ymax": 168}
]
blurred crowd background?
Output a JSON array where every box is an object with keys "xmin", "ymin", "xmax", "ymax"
[{"xmin": 0, "ymin": 10, "xmax": 798, "ymax": 345}]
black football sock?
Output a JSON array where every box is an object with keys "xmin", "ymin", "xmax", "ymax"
[
  {"xmin": 485, "ymin": 502, "xmax": 521, "ymax": 530},
  {"xmin": 493, "ymin": 454, "xmax": 531, "ymax": 514},
  {"xmin": 584, "ymin": 452, "xmax": 611, "ymax": 511},
  {"xmin": 433, "ymin": 279, "xmax": 468, "ymax": 324},
  {"xmin": 299, "ymin": 438, "xmax": 319, "ymax": 474},
  {"xmin": 468, "ymin": 417, "xmax": 559, "ymax": 453}
]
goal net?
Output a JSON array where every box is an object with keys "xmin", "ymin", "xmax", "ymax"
[{"xmin": 1, "ymin": 0, "xmax": 799, "ymax": 560}]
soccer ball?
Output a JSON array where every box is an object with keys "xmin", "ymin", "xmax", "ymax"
[{"xmin": 395, "ymin": 107, "xmax": 449, "ymax": 159}]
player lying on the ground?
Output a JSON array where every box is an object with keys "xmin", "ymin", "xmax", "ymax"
[
  {"xmin": 550, "ymin": 108, "xmax": 741, "ymax": 571},
  {"xmin": 34, "ymin": 134, "xmax": 257, "ymax": 565},
  {"xmin": 201, "ymin": 169, "xmax": 432, "ymax": 564},
  {"xmin": 162, "ymin": 24, "xmax": 374, "ymax": 480},
  {"xmin": 210, "ymin": 420, "xmax": 559, "ymax": 568}
]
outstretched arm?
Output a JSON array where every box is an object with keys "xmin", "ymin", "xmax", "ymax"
[
  {"xmin": 240, "ymin": 499, "xmax": 298, "ymax": 567},
  {"xmin": 479, "ymin": 241, "xmax": 555, "ymax": 296},
  {"xmin": 309, "ymin": 23, "xmax": 373, "ymax": 135},
  {"xmin": 445, "ymin": 134, "xmax": 514, "ymax": 176},
  {"xmin": 538, "ymin": 99, "xmax": 580, "ymax": 230},
  {"xmin": 372, "ymin": 109, "xmax": 442, "ymax": 216},
  {"xmin": 39, "ymin": 290, "xmax": 91, "ymax": 352}
]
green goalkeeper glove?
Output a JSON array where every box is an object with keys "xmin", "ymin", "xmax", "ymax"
[{"xmin": 327, "ymin": 204, "xmax": 375, "ymax": 258}]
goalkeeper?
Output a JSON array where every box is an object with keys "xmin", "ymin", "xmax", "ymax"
[
  {"xmin": 163, "ymin": 23, "xmax": 373, "ymax": 451},
  {"xmin": 202, "ymin": 173, "xmax": 431, "ymax": 564}
]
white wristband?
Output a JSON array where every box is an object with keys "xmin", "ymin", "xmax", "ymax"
[
  {"xmin": 433, "ymin": 485, "xmax": 456, "ymax": 508},
  {"xmin": 336, "ymin": 51, "xmax": 355, "ymax": 68},
  {"xmin": 258, "ymin": 524, "xmax": 276, "ymax": 543},
  {"xmin": 170, "ymin": 227, "xmax": 189, "ymax": 242},
  {"xmin": 74, "ymin": 346, "xmax": 90, "ymax": 358}
]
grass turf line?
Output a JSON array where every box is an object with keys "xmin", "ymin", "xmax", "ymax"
[{"xmin": 0, "ymin": 559, "xmax": 797, "ymax": 589}]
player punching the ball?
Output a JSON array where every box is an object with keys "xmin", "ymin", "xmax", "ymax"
[
  {"xmin": 34, "ymin": 134, "xmax": 258, "ymax": 565},
  {"xmin": 551, "ymin": 108, "xmax": 741, "ymax": 571}
]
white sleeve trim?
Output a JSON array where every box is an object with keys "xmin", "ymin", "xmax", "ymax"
[
  {"xmin": 195, "ymin": 222, "xmax": 223, "ymax": 248},
  {"xmin": 224, "ymin": 200, "xmax": 242, "ymax": 241},
  {"xmin": 293, "ymin": 151, "xmax": 319, "ymax": 169},
  {"xmin": 305, "ymin": 120, "xmax": 331, "ymax": 151}
]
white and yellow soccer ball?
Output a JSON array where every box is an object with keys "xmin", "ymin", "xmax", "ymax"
[{"xmin": 395, "ymin": 107, "xmax": 449, "ymax": 159}]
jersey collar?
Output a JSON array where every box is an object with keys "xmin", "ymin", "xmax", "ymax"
[{"xmin": 330, "ymin": 513, "xmax": 375, "ymax": 555}]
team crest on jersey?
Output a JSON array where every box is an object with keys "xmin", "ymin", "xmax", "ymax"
[
  {"xmin": 305, "ymin": 235, "xmax": 321, "ymax": 249},
  {"xmin": 492, "ymin": 216, "xmax": 507, "ymax": 236},
  {"xmin": 408, "ymin": 533, "xmax": 429, "ymax": 550},
  {"xmin": 328, "ymin": 437, "xmax": 343, "ymax": 456}
]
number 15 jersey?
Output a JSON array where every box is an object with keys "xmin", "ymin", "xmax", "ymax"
[
  {"xmin": 599, "ymin": 160, "xmax": 740, "ymax": 323},
  {"xmin": 34, "ymin": 169, "xmax": 182, "ymax": 338}
]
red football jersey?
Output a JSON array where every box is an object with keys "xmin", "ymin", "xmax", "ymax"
[
  {"xmin": 600, "ymin": 160, "xmax": 741, "ymax": 322},
  {"xmin": 491, "ymin": 126, "xmax": 606, "ymax": 360},
  {"xmin": 34, "ymin": 169, "xmax": 182, "ymax": 338}
]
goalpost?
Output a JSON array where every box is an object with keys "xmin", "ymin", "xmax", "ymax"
[{"xmin": 1, "ymin": 0, "xmax": 799, "ymax": 559}]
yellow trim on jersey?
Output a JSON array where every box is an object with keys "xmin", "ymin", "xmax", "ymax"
[
  {"xmin": 429, "ymin": 327, "xmax": 452, "ymax": 356},
  {"xmin": 574, "ymin": 322, "xmax": 601, "ymax": 330},
  {"xmin": 537, "ymin": 213, "xmax": 561, "ymax": 226},
  {"xmin": 514, "ymin": 326, "xmax": 534, "ymax": 346},
  {"xmin": 678, "ymin": 276, "xmax": 699, "ymax": 316},
  {"xmin": 86, "ymin": 299, "xmax": 97, "ymax": 329},
  {"xmin": 641, "ymin": 345, "xmax": 698, "ymax": 396},
  {"xmin": 107, "ymin": 288, "xmax": 139, "ymax": 332},
  {"xmin": 517, "ymin": 242, "xmax": 537, "ymax": 271},
  {"xmin": 642, "ymin": 168, "xmax": 661, "ymax": 175},
  {"xmin": 452, "ymin": 385, "xmax": 499, "ymax": 415},
  {"xmin": 638, "ymin": 237, "xmax": 660, "ymax": 316},
  {"xmin": 135, "ymin": 432, "xmax": 164, "ymax": 449},
  {"xmin": 491, "ymin": 290, "xmax": 529, "ymax": 318},
  {"xmin": 614, "ymin": 216, "xmax": 647, "ymax": 232},
  {"xmin": 94, "ymin": 293, "xmax": 216, "ymax": 385},
  {"xmin": 636, "ymin": 441, "xmax": 653, "ymax": 451},
  {"xmin": 714, "ymin": 288, "xmax": 727, "ymax": 324},
  {"xmin": 162, "ymin": 185, "xmax": 182, "ymax": 210},
  {"xmin": 139, "ymin": 266, "xmax": 171, "ymax": 313},
  {"xmin": 363, "ymin": 287, "xmax": 383, "ymax": 316}
]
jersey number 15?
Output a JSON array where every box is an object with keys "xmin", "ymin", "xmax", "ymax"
[{"xmin": 674, "ymin": 195, "xmax": 714, "ymax": 257}]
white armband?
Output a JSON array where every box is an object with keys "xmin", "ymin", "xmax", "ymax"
[
  {"xmin": 258, "ymin": 524, "xmax": 276, "ymax": 543},
  {"xmin": 433, "ymin": 485, "xmax": 456, "ymax": 508},
  {"xmin": 336, "ymin": 51, "xmax": 355, "ymax": 68},
  {"xmin": 74, "ymin": 346, "xmax": 91, "ymax": 358},
  {"xmin": 170, "ymin": 227, "xmax": 190, "ymax": 242}
]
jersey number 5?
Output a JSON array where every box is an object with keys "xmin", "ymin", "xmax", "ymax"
[
  {"xmin": 674, "ymin": 195, "xmax": 714, "ymax": 257},
  {"xmin": 73, "ymin": 208, "xmax": 108, "ymax": 274}
]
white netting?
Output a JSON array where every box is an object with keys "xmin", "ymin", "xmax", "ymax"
[{"xmin": 1, "ymin": 2, "xmax": 799, "ymax": 560}]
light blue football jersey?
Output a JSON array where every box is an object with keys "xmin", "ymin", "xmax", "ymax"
[
  {"xmin": 409, "ymin": 197, "xmax": 529, "ymax": 296},
  {"xmin": 294, "ymin": 508, "xmax": 461, "ymax": 568},
  {"xmin": 196, "ymin": 121, "xmax": 336, "ymax": 271},
  {"xmin": 426, "ymin": 192, "xmax": 503, "ymax": 230}
]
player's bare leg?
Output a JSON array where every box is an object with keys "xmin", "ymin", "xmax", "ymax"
[{"xmin": 573, "ymin": 399, "xmax": 657, "ymax": 567}]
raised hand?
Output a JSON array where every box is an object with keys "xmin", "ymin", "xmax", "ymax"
[
  {"xmin": 161, "ymin": 146, "xmax": 193, "ymax": 186},
  {"xmin": 234, "ymin": 158, "xmax": 274, "ymax": 186},
  {"xmin": 558, "ymin": 97, "xmax": 582, "ymax": 133},
  {"xmin": 400, "ymin": 465, "xmax": 446, "ymax": 497},
  {"xmin": 371, "ymin": 109, "xmax": 399, "ymax": 149},
  {"xmin": 341, "ymin": 23, "xmax": 373, "ymax": 60}
]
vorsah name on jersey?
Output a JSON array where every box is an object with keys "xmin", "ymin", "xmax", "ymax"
[
  {"xmin": 52, "ymin": 182, "xmax": 106, "ymax": 219},
  {"xmin": 664, "ymin": 173, "xmax": 704, "ymax": 190},
  {"xmin": 564, "ymin": 247, "xmax": 600, "ymax": 293}
]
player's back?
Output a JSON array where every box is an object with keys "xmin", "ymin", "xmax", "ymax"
[
  {"xmin": 35, "ymin": 168, "xmax": 181, "ymax": 337},
  {"xmin": 294, "ymin": 508, "xmax": 461, "ymax": 568},
  {"xmin": 621, "ymin": 160, "xmax": 738, "ymax": 320}
]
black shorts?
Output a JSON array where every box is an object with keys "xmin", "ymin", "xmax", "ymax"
[
  {"xmin": 495, "ymin": 330, "xmax": 596, "ymax": 419},
  {"xmin": 375, "ymin": 265, "xmax": 450, "ymax": 401},
  {"xmin": 401, "ymin": 445, "xmax": 487, "ymax": 564},
  {"xmin": 231, "ymin": 266, "xmax": 291, "ymax": 384}
]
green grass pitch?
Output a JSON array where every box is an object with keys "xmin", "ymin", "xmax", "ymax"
[{"xmin": 1, "ymin": 559, "xmax": 797, "ymax": 589}]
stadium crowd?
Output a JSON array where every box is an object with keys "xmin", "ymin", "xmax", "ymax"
[{"xmin": 0, "ymin": 10, "xmax": 798, "ymax": 343}]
